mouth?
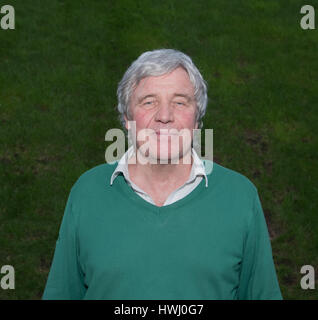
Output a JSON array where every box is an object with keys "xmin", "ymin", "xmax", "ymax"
[{"xmin": 154, "ymin": 129, "xmax": 179, "ymax": 136}]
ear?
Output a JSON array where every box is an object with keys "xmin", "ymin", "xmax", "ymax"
[{"xmin": 124, "ymin": 114, "xmax": 129, "ymax": 130}]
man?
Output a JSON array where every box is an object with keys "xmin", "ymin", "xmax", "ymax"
[{"xmin": 43, "ymin": 49, "xmax": 282, "ymax": 299}]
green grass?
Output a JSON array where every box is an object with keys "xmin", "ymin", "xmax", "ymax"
[{"xmin": 0, "ymin": 0, "xmax": 317, "ymax": 299}]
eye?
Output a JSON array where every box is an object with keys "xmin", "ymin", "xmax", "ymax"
[
  {"xmin": 143, "ymin": 100, "xmax": 155, "ymax": 106},
  {"xmin": 174, "ymin": 101, "xmax": 186, "ymax": 106}
]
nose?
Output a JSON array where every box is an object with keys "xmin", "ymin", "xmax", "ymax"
[{"xmin": 154, "ymin": 101, "xmax": 174, "ymax": 123}]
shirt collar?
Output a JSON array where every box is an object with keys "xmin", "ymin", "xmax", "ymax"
[{"xmin": 110, "ymin": 146, "xmax": 208, "ymax": 187}]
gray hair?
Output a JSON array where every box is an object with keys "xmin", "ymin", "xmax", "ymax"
[{"xmin": 116, "ymin": 49, "xmax": 208, "ymax": 129}]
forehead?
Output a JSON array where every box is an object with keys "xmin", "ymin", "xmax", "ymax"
[{"xmin": 133, "ymin": 67, "xmax": 195, "ymax": 97}]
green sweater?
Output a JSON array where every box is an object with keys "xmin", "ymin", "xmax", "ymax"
[{"xmin": 42, "ymin": 161, "xmax": 282, "ymax": 300}]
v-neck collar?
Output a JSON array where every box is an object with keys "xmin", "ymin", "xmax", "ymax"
[{"xmin": 112, "ymin": 170, "xmax": 208, "ymax": 216}]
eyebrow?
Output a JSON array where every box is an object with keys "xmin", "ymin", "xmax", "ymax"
[
  {"xmin": 138, "ymin": 93, "xmax": 193, "ymax": 104},
  {"xmin": 138, "ymin": 94, "xmax": 157, "ymax": 104},
  {"xmin": 172, "ymin": 93, "xmax": 193, "ymax": 102}
]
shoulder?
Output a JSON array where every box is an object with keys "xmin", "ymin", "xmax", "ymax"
[
  {"xmin": 203, "ymin": 161, "xmax": 262, "ymax": 232},
  {"xmin": 69, "ymin": 162, "xmax": 118, "ymax": 200},
  {"xmin": 204, "ymin": 160, "xmax": 258, "ymax": 198}
]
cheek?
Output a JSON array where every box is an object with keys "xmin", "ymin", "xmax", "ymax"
[
  {"xmin": 132, "ymin": 110, "xmax": 156, "ymax": 138},
  {"xmin": 134, "ymin": 111, "xmax": 150, "ymax": 130},
  {"xmin": 177, "ymin": 110, "xmax": 197, "ymax": 128}
]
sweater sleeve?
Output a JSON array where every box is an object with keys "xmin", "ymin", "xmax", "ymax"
[
  {"xmin": 237, "ymin": 191, "xmax": 282, "ymax": 300},
  {"xmin": 42, "ymin": 187, "xmax": 86, "ymax": 300}
]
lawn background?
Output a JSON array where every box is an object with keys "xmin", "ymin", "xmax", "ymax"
[{"xmin": 0, "ymin": 0, "xmax": 317, "ymax": 299}]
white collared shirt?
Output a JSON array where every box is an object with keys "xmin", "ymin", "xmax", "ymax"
[{"xmin": 110, "ymin": 146, "xmax": 208, "ymax": 206}]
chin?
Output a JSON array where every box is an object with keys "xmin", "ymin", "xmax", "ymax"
[
  {"xmin": 151, "ymin": 146, "xmax": 193, "ymax": 165},
  {"xmin": 136, "ymin": 136, "xmax": 192, "ymax": 165}
]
